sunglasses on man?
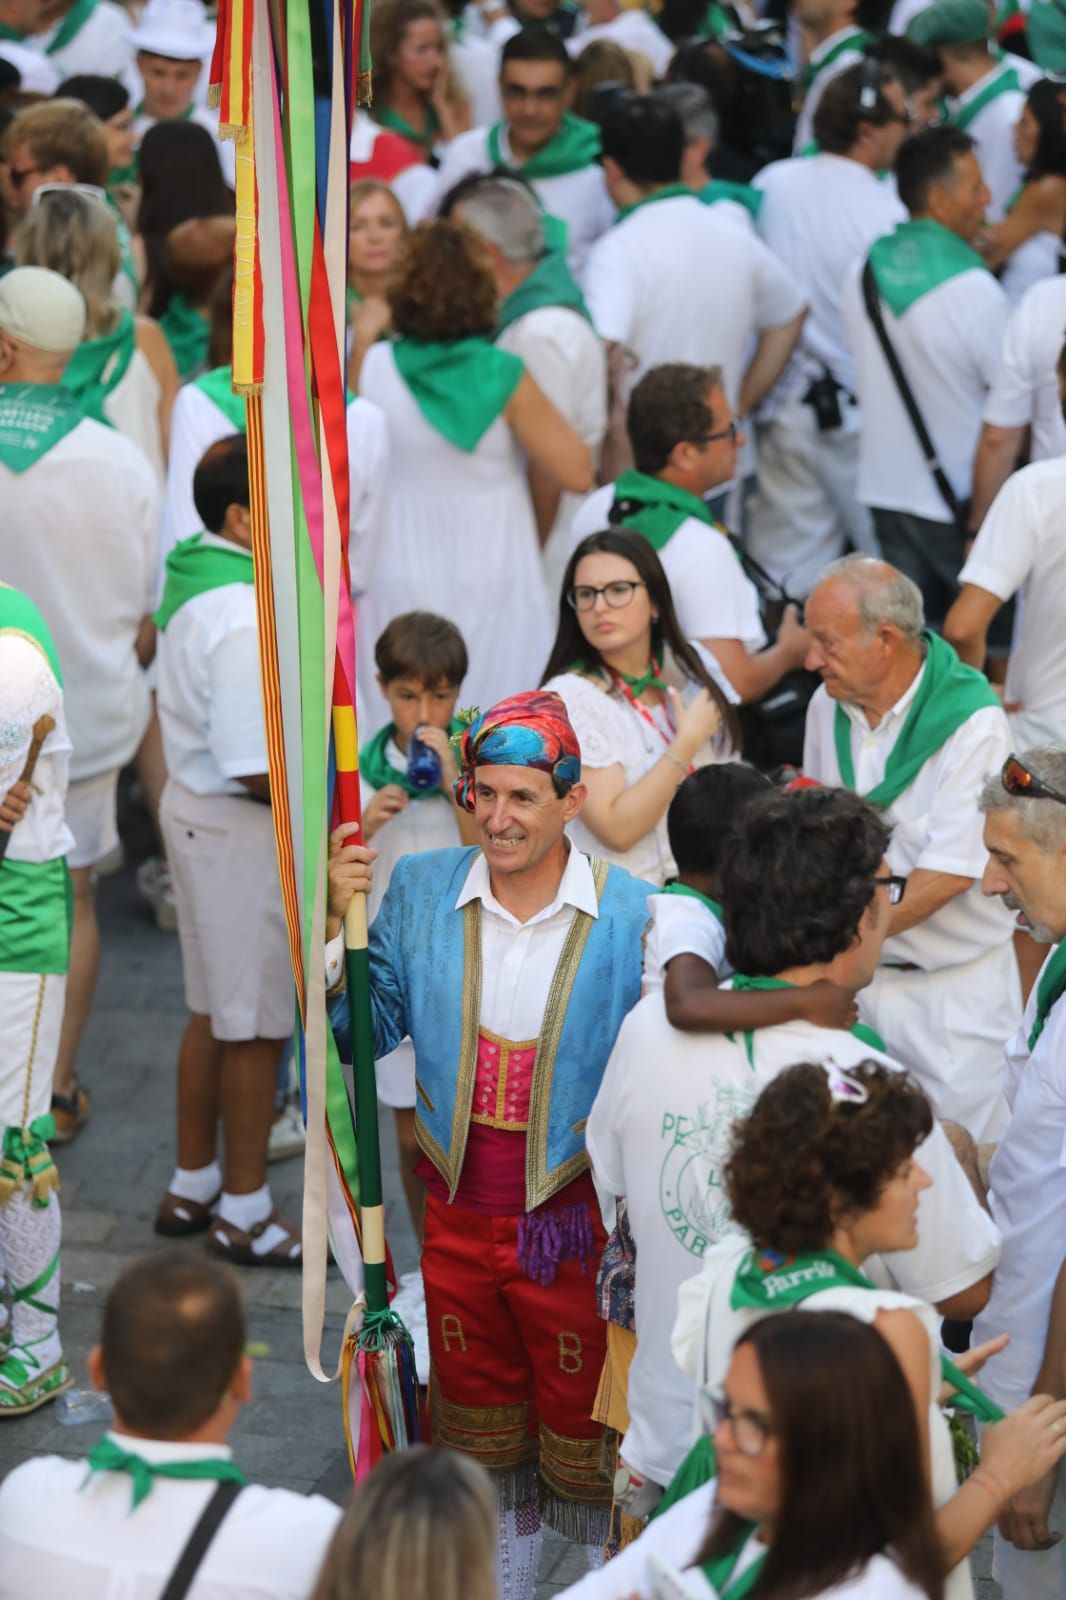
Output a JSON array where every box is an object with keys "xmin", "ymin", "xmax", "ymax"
[{"xmin": 1001, "ymin": 755, "xmax": 1066, "ymax": 808}]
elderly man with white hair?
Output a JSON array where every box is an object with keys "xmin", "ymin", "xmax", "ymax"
[{"xmin": 802, "ymin": 554, "xmax": 1018, "ymax": 1139}]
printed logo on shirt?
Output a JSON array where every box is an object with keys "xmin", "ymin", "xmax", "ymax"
[{"xmin": 658, "ymin": 1085, "xmax": 756, "ymax": 1257}]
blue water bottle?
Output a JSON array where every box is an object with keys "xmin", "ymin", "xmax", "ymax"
[{"xmin": 406, "ymin": 730, "xmax": 442, "ymax": 791}]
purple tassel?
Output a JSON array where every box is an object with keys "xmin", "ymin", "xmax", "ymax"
[{"xmin": 517, "ymin": 1202, "xmax": 596, "ymax": 1286}]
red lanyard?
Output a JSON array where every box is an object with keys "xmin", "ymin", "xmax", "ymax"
[{"xmin": 607, "ymin": 662, "xmax": 690, "ymax": 767}]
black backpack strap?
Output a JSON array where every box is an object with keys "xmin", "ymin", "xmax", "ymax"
[
  {"xmin": 158, "ymin": 1480, "xmax": 243, "ymax": 1600},
  {"xmin": 860, "ymin": 257, "xmax": 963, "ymax": 530}
]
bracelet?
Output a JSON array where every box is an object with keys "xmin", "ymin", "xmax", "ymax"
[
  {"xmin": 969, "ymin": 1467, "xmax": 1007, "ymax": 1515},
  {"xmin": 663, "ymin": 751, "xmax": 689, "ymax": 777}
]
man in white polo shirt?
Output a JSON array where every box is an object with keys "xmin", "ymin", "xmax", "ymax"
[
  {"xmin": 792, "ymin": 0, "xmax": 871, "ymax": 154},
  {"xmin": 126, "ymin": 0, "xmax": 235, "ymax": 187},
  {"xmin": 803, "ymin": 555, "xmax": 1018, "ymax": 1139},
  {"xmin": 583, "ymin": 94, "xmax": 807, "ymax": 415},
  {"xmin": 842, "ymin": 124, "xmax": 1008, "ymax": 628}
]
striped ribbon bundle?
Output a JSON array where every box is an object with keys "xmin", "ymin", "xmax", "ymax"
[{"xmin": 210, "ymin": 0, "xmax": 419, "ymax": 1475}]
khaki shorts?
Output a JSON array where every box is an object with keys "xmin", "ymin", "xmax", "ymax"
[
  {"xmin": 161, "ymin": 780, "xmax": 293, "ymax": 1042},
  {"xmin": 66, "ymin": 770, "xmax": 120, "ymax": 870}
]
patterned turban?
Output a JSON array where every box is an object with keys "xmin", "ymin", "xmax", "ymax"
[{"xmin": 454, "ymin": 690, "xmax": 582, "ymax": 813}]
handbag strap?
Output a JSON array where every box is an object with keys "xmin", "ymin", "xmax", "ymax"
[
  {"xmin": 860, "ymin": 257, "xmax": 963, "ymax": 530},
  {"xmin": 158, "ymin": 1480, "xmax": 243, "ymax": 1600}
]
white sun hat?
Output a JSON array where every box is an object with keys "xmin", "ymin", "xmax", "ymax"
[{"xmin": 127, "ymin": 0, "xmax": 216, "ymax": 61}]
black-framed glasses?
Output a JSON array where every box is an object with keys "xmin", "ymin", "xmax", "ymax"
[
  {"xmin": 1001, "ymin": 755, "xmax": 1066, "ymax": 808},
  {"xmin": 873, "ymin": 873, "xmax": 907, "ymax": 905},
  {"xmin": 699, "ymin": 1386, "xmax": 774, "ymax": 1458},
  {"xmin": 566, "ymin": 579, "xmax": 647, "ymax": 613},
  {"xmin": 694, "ymin": 421, "xmax": 738, "ymax": 447}
]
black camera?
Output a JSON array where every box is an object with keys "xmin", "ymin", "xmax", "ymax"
[{"xmin": 803, "ymin": 370, "xmax": 845, "ymax": 433}]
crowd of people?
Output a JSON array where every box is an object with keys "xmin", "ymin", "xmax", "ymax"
[{"xmin": 2, "ymin": 0, "xmax": 1066, "ymax": 1594}]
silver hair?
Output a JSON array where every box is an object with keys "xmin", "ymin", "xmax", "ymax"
[
  {"xmin": 453, "ymin": 177, "xmax": 545, "ymax": 265},
  {"xmin": 655, "ymin": 81, "xmax": 720, "ymax": 148},
  {"xmin": 814, "ymin": 555, "xmax": 925, "ymax": 644},
  {"xmin": 978, "ymin": 745, "xmax": 1066, "ymax": 854}
]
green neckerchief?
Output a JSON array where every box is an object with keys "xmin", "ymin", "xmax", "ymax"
[
  {"xmin": 374, "ymin": 103, "xmax": 439, "ymax": 154},
  {"xmin": 496, "ymin": 251, "xmax": 590, "ymax": 333},
  {"xmin": 392, "ymin": 337, "xmax": 524, "ymax": 452},
  {"xmin": 699, "ymin": 0, "xmax": 733, "ymax": 37},
  {"xmin": 45, "ymin": 0, "xmax": 97, "ymax": 53},
  {"xmin": 160, "ymin": 293, "xmax": 209, "ymax": 381},
  {"xmin": 949, "ymin": 62, "xmax": 1021, "ymax": 131},
  {"xmin": 0, "ymin": 19, "xmax": 24, "ymax": 38},
  {"xmin": 84, "ymin": 1435, "xmax": 247, "ymax": 1512},
  {"xmin": 1028, "ymin": 943, "xmax": 1066, "ymax": 1050},
  {"xmin": 0, "ymin": 581, "xmax": 63, "ymax": 683},
  {"xmin": 360, "ymin": 718, "xmax": 462, "ymax": 799},
  {"xmin": 1028, "ymin": 0, "xmax": 1066, "ymax": 73},
  {"xmin": 615, "ymin": 183, "xmax": 694, "ymax": 223},
  {"xmin": 660, "ymin": 879, "xmax": 725, "ymax": 923},
  {"xmin": 728, "ymin": 974, "xmax": 886, "ymax": 1065},
  {"xmin": 698, "ymin": 178, "xmax": 763, "ymax": 219},
  {"xmin": 701, "ymin": 1526, "xmax": 765, "ymax": 1600},
  {"xmin": 60, "ymin": 311, "xmax": 135, "ymax": 426},
  {"xmin": 573, "ymin": 643, "xmax": 665, "ymax": 699},
  {"xmin": 154, "ymin": 533, "xmax": 254, "ymax": 630},
  {"xmin": 802, "ymin": 27, "xmax": 870, "ymax": 90},
  {"xmin": 833, "ymin": 632, "xmax": 999, "ymax": 811},
  {"xmin": 193, "ymin": 364, "xmax": 247, "ymax": 432},
  {"xmin": 0, "ymin": 383, "xmax": 85, "ymax": 474},
  {"xmin": 868, "ymin": 218, "xmax": 988, "ymax": 317},
  {"xmin": 611, "ymin": 468, "xmax": 716, "ymax": 551},
  {"xmin": 108, "ymin": 159, "xmax": 139, "ymax": 191},
  {"xmin": 487, "ymin": 111, "xmax": 601, "ymax": 180}
]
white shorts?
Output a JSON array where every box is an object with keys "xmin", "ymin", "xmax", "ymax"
[
  {"xmin": 65, "ymin": 770, "xmax": 120, "ymax": 870},
  {"xmin": 160, "ymin": 780, "xmax": 293, "ymax": 1042},
  {"xmin": 0, "ymin": 972, "xmax": 65, "ymax": 1129}
]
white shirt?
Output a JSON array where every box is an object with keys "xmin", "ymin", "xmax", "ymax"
[
  {"xmin": 793, "ymin": 26, "xmax": 868, "ymax": 155},
  {"xmin": 434, "ymin": 125, "xmax": 616, "ymax": 273},
  {"xmin": 567, "ymin": 9, "xmax": 675, "ymax": 75},
  {"xmin": 568, "ymin": 485, "xmax": 767, "ymax": 657},
  {"xmin": 950, "ymin": 66, "xmax": 1025, "ymax": 222},
  {"xmin": 448, "ymin": 28, "xmax": 502, "ymax": 126},
  {"xmin": 974, "ymin": 948, "xmax": 1066, "ymax": 1410},
  {"xmin": 0, "ymin": 634, "xmax": 74, "ymax": 865},
  {"xmin": 29, "ymin": 0, "xmax": 134, "ymax": 78},
  {"xmin": 960, "ymin": 456, "xmax": 1066, "ymax": 748},
  {"xmin": 583, "ymin": 194, "xmax": 807, "ymax": 404},
  {"xmin": 0, "ymin": 1435, "xmax": 340, "ymax": 1600},
  {"xmin": 586, "ymin": 1001, "xmax": 1001, "ymax": 1485},
  {"xmin": 359, "ymin": 736, "xmax": 461, "ymax": 921},
  {"xmin": 0, "ymin": 417, "xmax": 157, "ymax": 782},
  {"xmin": 803, "ymin": 671, "xmax": 1014, "ymax": 970},
  {"xmin": 155, "ymin": 548, "xmax": 267, "ymax": 796},
  {"xmin": 754, "ymin": 153, "xmax": 906, "ymax": 405},
  {"xmin": 842, "ymin": 254, "xmax": 1008, "ymax": 522},
  {"xmin": 982, "ymin": 273, "xmax": 1066, "ymax": 464},
  {"xmin": 348, "ymin": 113, "xmax": 438, "ymax": 223},
  {"xmin": 642, "ymin": 891, "xmax": 728, "ymax": 993}
]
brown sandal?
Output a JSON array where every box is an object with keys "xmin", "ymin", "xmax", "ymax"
[
  {"xmin": 50, "ymin": 1082, "xmax": 91, "ymax": 1145},
  {"xmin": 154, "ymin": 1189, "xmax": 222, "ymax": 1238},
  {"xmin": 206, "ymin": 1209, "xmax": 302, "ymax": 1268}
]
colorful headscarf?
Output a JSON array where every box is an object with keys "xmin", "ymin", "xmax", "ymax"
[{"xmin": 454, "ymin": 690, "xmax": 582, "ymax": 813}]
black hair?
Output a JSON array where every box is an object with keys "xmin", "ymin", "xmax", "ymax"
[
  {"xmin": 500, "ymin": 27, "xmax": 572, "ymax": 73},
  {"xmin": 864, "ymin": 35, "xmax": 941, "ymax": 95},
  {"xmin": 894, "ymin": 123, "xmax": 976, "ymax": 213},
  {"xmin": 813, "ymin": 60, "xmax": 903, "ymax": 155},
  {"xmin": 55, "ymin": 73, "xmax": 131, "ymax": 121},
  {"xmin": 667, "ymin": 763, "xmax": 770, "ymax": 877},
  {"xmin": 137, "ymin": 120, "xmax": 234, "ymax": 318},
  {"xmin": 193, "ymin": 435, "xmax": 250, "ymax": 533},
  {"xmin": 1023, "ymin": 77, "xmax": 1066, "ymax": 182},
  {"xmin": 600, "ymin": 91, "xmax": 684, "ymax": 185}
]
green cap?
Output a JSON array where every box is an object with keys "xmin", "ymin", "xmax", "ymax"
[{"xmin": 906, "ymin": 0, "xmax": 990, "ymax": 45}]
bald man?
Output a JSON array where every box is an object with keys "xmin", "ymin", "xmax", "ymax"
[{"xmin": 802, "ymin": 555, "xmax": 1018, "ymax": 1140}]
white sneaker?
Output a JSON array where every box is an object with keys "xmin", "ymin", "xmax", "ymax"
[
  {"xmin": 268, "ymin": 1101, "xmax": 306, "ymax": 1163},
  {"xmin": 137, "ymin": 856, "xmax": 178, "ymax": 932}
]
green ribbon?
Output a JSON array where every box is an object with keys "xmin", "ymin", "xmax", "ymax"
[
  {"xmin": 0, "ymin": 1118, "xmax": 58, "ymax": 1208},
  {"xmin": 0, "ymin": 859, "xmax": 72, "ymax": 975},
  {"xmin": 193, "ymin": 365, "xmax": 248, "ymax": 433},
  {"xmin": 698, "ymin": 178, "xmax": 763, "ymax": 219},
  {"xmin": 359, "ymin": 719, "xmax": 462, "ymax": 800},
  {"xmin": 611, "ymin": 468, "xmax": 717, "ymax": 551},
  {"xmin": 497, "ymin": 251, "xmax": 589, "ymax": 333},
  {"xmin": 660, "ymin": 879, "xmax": 724, "ymax": 923},
  {"xmin": 84, "ymin": 1436, "xmax": 247, "ymax": 1511},
  {"xmin": 45, "ymin": 0, "xmax": 97, "ymax": 53},
  {"xmin": 1028, "ymin": 942, "xmax": 1066, "ymax": 1051},
  {"xmin": 374, "ymin": 104, "xmax": 439, "ymax": 155},
  {"xmin": 701, "ymin": 1528, "xmax": 765, "ymax": 1600},
  {"xmin": 60, "ymin": 311, "xmax": 136, "ymax": 426},
  {"xmin": 392, "ymin": 337, "xmax": 524, "ymax": 452},
  {"xmin": 949, "ymin": 63, "xmax": 1021, "ymax": 131},
  {"xmin": 728, "ymin": 975, "xmax": 886, "ymax": 1065},
  {"xmin": 487, "ymin": 111, "xmax": 601, "ymax": 180},
  {"xmin": 153, "ymin": 533, "xmax": 254, "ymax": 630},
  {"xmin": 159, "ymin": 293, "xmax": 210, "ymax": 382},
  {"xmin": 833, "ymin": 632, "xmax": 999, "ymax": 811},
  {"xmin": 0, "ymin": 384, "xmax": 85, "ymax": 473},
  {"xmin": 868, "ymin": 218, "xmax": 988, "ymax": 318},
  {"xmin": 0, "ymin": 582, "xmax": 63, "ymax": 684},
  {"xmin": 802, "ymin": 27, "xmax": 871, "ymax": 90},
  {"xmin": 616, "ymin": 183, "xmax": 694, "ymax": 223}
]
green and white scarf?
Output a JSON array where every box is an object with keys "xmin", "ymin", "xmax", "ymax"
[
  {"xmin": 698, "ymin": 178, "xmax": 763, "ymax": 219},
  {"xmin": 1028, "ymin": 942, "xmax": 1066, "ymax": 1050},
  {"xmin": 834, "ymin": 632, "xmax": 999, "ymax": 811},
  {"xmin": 193, "ymin": 365, "xmax": 247, "ymax": 432},
  {"xmin": 660, "ymin": 879, "xmax": 724, "ymax": 923},
  {"xmin": 392, "ymin": 337, "xmax": 523, "ymax": 451},
  {"xmin": 610, "ymin": 468, "xmax": 720, "ymax": 551},
  {"xmin": 615, "ymin": 183, "xmax": 694, "ymax": 223},
  {"xmin": 487, "ymin": 112, "xmax": 601, "ymax": 180},
  {"xmin": 497, "ymin": 251, "xmax": 589, "ymax": 333},
  {"xmin": 700, "ymin": 1527, "xmax": 766, "ymax": 1599},
  {"xmin": 0, "ymin": 384, "xmax": 85, "ymax": 474},
  {"xmin": 60, "ymin": 311, "xmax": 136, "ymax": 426},
  {"xmin": 374, "ymin": 104, "xmax": 439, "ymax": 155},
  {"xmin": 160, "ymin": 293, "xmax": 210, "ymax": 382},
  {"xmin": 44, "ymin": 0, "xmax": 97, "ymax": 53},
  {"xmin": 949, "ymin": 62, "xmax": 1021, "ymax": 131},
  {"xmin": 154, "ymin": 533, "xmax": 254, "ymax": 630},
  {"xmin": 360, "ymin": 719, "xmax": 462, "ymax": 799},
  {"xmin": 802, "ymin": 27, "xmax": 871, "ymax": 90},
  {"xmin": 728, "ymin": 974, "xmax": 886, "ymax": 1064},
  {"xmin": 84, "ymin": 1435, "xmax": 247, "ymax": 1511},
  {"xmin": 868, "ymin": 218, "xmax": 988, "ymax": 317}
]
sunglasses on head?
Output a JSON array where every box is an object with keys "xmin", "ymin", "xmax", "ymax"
[{"xmin": 1001, "ymin": 755, "xmax": 1066, "ymax": 808}]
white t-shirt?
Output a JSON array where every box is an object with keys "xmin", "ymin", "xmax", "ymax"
[
  {"xmin": 359, "ymin": 735, "xmax": 460, "ymax": 921},
  {"xmin": 449, "ymin": 28, "xmax": 501, "ymax": 127},
  {"xmin": 29, "ymin": 0, "xmax": 134, "ymax": 79},
  {"xmin": 960, "ymin": 457, "xmax": 1066, "ymax": 748},
  {"xmin": 155, "ymin": 555, "xmax": 267, "ymax": 796},
  {"xmin": 567, "ymin": 9, "xmax": 675, "ymax": 75},
  {"xmin": 793, "ymin": 26, "xmax": 868, "ymax": 155},
  {"xmin": 586, "ymin": 1002, "xmax": 1001, "ymax": 1485},
  {"xmin": 754, "ymin": 153, "xmax": 906, "ymax": 406},
  {"xmin": 642, "ymin": 891, "xmax": 729, "ymax": 992},
  {"xmin": 842, "ymin": 256, "xmax": 1008, "ymax": 522},
  {"xmin": 982, "ymin": 273, "xmax": 1066, "ymax": 464},
  {"xmin": 951, "ymin": 67, "xmax": 1025, "ymax": 222},
  {"xmin": 0, "ymin": 635, "xmax": 73, "ymax": 866},
  {"xmin": 0, "ymin": 417, "xmax": 157, "ymax": 781},
  {"xmin": 568, "ymin": 485, "xmax": 767, "ymax": 658},
  {"xmin": 583, "ymin": 194, "xmax": 807, "ymax": 404}
]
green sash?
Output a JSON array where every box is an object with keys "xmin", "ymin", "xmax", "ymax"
[
  {"xmin": 611, "ymin": 468, "xmax": 717, "ymax": 551},
  {"xmin": 950, "ymin": 63, "xmax": 1021, "ymax": 131},
  {"xmin": 701, "ymin": 1527, "xmax": 766, "ymax": 1600},
  {"xmin": 1028, "ymin": 943, "xmax": 1066, "ymax": 1050},
  {"xmin": 160, "ymin": 293, "xmax": 210, "ymax": 381},
  {"xmin": 0, "ymin": 859, "xmax": 72, "ymax": 975},
  {"xmin": 615, "ymin": 183, "xmax": 694, "ymax": 223},
  {"xmin": 60, "ymin": 311, "xmax": 136, "ymax": 426},
  {"xmin": 45, "ymin": 0, "xmax": 97, "ymax": 53},
  {"xmin": 359, "ymin": 719, "xmax": 462, "ymax": 799},
  {"xmin": 153, "ymin": 533, "xmax": 254, "ymax": 630},
  {"xmin": 803, "ymin": 27, "xmax": 871, "ymax": 90},
  {"xmin": 833, "ymin": 632, "xmax": 999, "ymax": 810},
  {"xmin": 392, "ymin": 337, "xmax": 524, "ymax": 452},
  {"xmin": 728, "ymin": 975, "xmax": 886, "ymax": 1064},
  {"xmin": 497, "ymin": 251, "xmax": 590, "ymax": 333},
  {"xmin": 84, "ymin": 1435, "xmax": 247, "ymax": 1511},
  {"xmin": 487, "ymin": 112, "xmax": 601, "ymax": 179},
  {"xmin": 193, "ymin": 365, "xmax": 247, "ymax": 432},
  {"xmin": 374, "ymin": 104, "xmax": 439, "ymax": 155},
  {"xmin": 0, "ymin": 384, "xmax": 85, "ymax": 474},
  {"xmin": 0, "ymin": 583, "xmax": 63, "ymax": 684},
  {"xmin": 660, "ymin": 879, "xmax": 724, "ymax": 923},
  {"xmin": 868, "ymin": 218, "xmax": 988, "ymax": 318},
  {"xmin": 698, "ymin": 178, "xmax": 763, "ymax": 219}
]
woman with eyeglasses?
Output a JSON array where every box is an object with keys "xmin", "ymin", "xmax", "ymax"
[
  {"xmin": 541, "ymin": 529, "xmax": 739, "ymax": 884},
  {"xmin": 560, "ymin": 1311, "xmax": 944, "ymax": 1600},
  {"xmin": 369, "ymin": 0, "xmax": 469, "ymax": 163}
]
